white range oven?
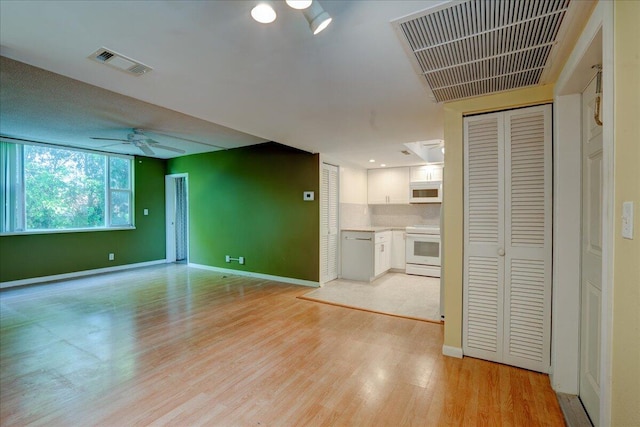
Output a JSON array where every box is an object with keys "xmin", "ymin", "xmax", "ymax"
[{"xmin": 405, "ymin": 225, "xmax": 441, "ymax": 278}]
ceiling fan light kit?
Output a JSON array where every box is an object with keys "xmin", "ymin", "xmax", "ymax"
[{"xmin": 252, "ymin": 0, "xmax": 331, "ymax": 35}]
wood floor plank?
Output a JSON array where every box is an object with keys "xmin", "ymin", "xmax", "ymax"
[{"xmin": 0, "ymin": 264, "xmax": 565, "ymax": 426}]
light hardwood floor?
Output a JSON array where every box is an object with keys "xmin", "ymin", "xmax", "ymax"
[{"xmin": 0, "ymin": 264, "xmax": 565, "ymax": 426}]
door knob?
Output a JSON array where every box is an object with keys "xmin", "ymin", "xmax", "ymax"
[{"xmin": 498, "ymin": 248, "xmax": 505, "ymax": 256}]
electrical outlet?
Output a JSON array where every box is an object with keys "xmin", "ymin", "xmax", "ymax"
[
  {"xmin": 303, "ymin": 191, "xmax": 314, "ymax": 201},
  {"xmin": 239, "ymin": 256, "xmax": 245, "ymax": 265},
  {"xmin": 108, "ymin": 253, "xmax": 115, "ymax": 261},
  {"xmin": 143, "ymin": 208, "xmax": 149, "ymax": 216},
  {"xmin": 225, "ymin": 255, "xmax": 231, "ymax": 263}
]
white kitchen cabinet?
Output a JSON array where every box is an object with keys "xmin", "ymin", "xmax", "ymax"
[
  {"xmin": 367, "ymin": 167, "xmax": 410, "ymax": 204},
  {"xmin": 410, "ymin": 165, "xmax": 443, "ymax": 182},
  {"xmin": 374, "ymin": 231, "xmax": 391, "ymax": 277},
  {"xmin": 391, "ymin": 230, "xmax": 406, "ymax": 270}
]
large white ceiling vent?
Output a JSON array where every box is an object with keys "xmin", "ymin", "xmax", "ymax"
[
  {"xmin": 88, "ymin": 47, "xmax": 152, "ymax": 76},
  {"xmin": 393, "ymin": 0, "xmax": 571, "ymax": 103}
]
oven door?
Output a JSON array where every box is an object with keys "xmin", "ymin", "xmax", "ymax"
[{"xmin": 405, "ymin": 234, "xmax": 441, "ymax": 266}]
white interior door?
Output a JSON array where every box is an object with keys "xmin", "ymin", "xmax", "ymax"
[
  {"xmin": 321, "ymin": 163, "xmax": 338, "ymax": 283},
  {"xmin": 463, "ymin": 105, "xmax": 552, "ymax": 373},
  {"xmin": 580, "ymin": 76, "xmax": 602, "ymax": 426}
]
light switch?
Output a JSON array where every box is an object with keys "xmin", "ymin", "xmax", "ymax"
[
  {"xmin": 143, "ymin": 209, "xmax": 149, "ymax": 216},
  {"xmin": 303, "ymin": 191, "xmax": 314, "ymax": 201},
  {"xmin": 622, "ymin": 201, "xmax": 634, "ymax": 239}
]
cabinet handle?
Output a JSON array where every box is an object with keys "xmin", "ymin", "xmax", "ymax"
[{"xmin": 497, "ymin": 248, "xmax": 505, "ymax": 256}]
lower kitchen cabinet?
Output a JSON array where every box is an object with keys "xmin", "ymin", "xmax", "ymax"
[{"xmin": 374, "ymin": 231, "xmax": 391, "ymax": 277}]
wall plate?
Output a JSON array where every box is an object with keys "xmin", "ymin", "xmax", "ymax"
[{"xmin": 303, "ymin": 191, "xmax": 314, "ymax": 201}]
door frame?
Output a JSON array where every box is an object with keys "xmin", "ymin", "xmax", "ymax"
[
  {"xmin": 165, "ymin": 173, "xmax": 189, "ymax": 264},
  {"xmin": 552, "ymin": 1, "xmax": 614, "ymax": 423}
]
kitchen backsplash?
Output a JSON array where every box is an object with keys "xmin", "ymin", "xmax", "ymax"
[
  {"xmin": 340, "ymin": 203, "xmax": 441, "ymax": 228},
  {"xmin": 340, "ymin": 203, "xmax": 371, "ymax": 228},
  {"xmin": 370, "ymin": 203, "xmax": 441, "ymax": 227}
]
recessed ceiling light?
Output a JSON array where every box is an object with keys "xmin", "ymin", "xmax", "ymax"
[
  {"xmin": 251, "ymin": 3, "xmax": 277, "ymax": 24},
  {"xmin": 380, "ymin": 164, "xmax": 387, "ymax": 167},
  {"xmin": 369, "ymin": 159, "xmax": 375, "ymax": 163},
  {"xmin": 286, "ymin": 0, "xmax": 312, "ymax": 9}
]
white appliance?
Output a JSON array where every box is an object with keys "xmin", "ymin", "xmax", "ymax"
[
  {"xmin": 405, "ymin": 225, "xmax": 440, "ymax": 277},
  {"xmin": 341, "ymin": 231, "xmax": 374, "ymax": 282},
  {"xmin": 409, "ymin": 181, "xmax": 442, "ymax": 203}
]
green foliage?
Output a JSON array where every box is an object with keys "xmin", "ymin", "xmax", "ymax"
[{"xmin": 24, "ymin": 145, "xmax": 106, "ymax": 230}]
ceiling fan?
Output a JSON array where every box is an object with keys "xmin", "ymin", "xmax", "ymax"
[{"xmin": 91, "ymin": 128, "xmax": 186, "ymax": 156}]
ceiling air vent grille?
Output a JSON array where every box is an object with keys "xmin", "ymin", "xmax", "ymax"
[
  {"xmin": 392, "ymin": 0, "xmax": 571, "ymax": 102},
  {"xmin": 88, "ymin": 48, "xmax": 152, "ymax": 76}
]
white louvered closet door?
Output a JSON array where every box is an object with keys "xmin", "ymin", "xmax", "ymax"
[
  {"xmin": 320, "ymin": 163, "xmax": 339, "ymax": 283},
  {"xmin": 463, "ymin": 104, "xmax": 551, "ymax": 373}
]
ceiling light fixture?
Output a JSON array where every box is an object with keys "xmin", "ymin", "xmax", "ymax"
[
  {"xmin": 286, "ymin": 0, "xmax": 312, "ymax": 10},
  {"xmin": 380, "ymin": 164, "xmax": 387, "ymax": 167},
  {"xmin": 251, "ymin": 3, "xmax": 277, "ymax": 24},
  {"xmin": 369, "ymin": 159, "xmax": 375, "ymax": 163},
  {"xmin": 302, "ymin": 1, "xmax": 332, "ymax": 35}
]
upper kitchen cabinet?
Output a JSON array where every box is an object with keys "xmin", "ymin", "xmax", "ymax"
[
  {"xmin": 410, "ymin": 165, "xmax": 444, "ymax": 182},
  {"xmin": 367, "ymin": 167, "xmax": 410, "ymax": 204}
]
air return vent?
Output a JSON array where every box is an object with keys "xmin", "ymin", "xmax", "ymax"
[
  {"xmin": 88, "ymin": 48, "xmax": 152, "ymax": 76},
  {"xmin": 392, "ymin": 0, "xmax": 571, "ymax": 102}
]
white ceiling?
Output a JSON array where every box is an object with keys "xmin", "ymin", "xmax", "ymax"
[{"xmin": 0, "ymin": 0, "xmax": 448, "ymax": 168}]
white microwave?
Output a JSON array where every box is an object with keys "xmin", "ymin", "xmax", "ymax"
[{"xmin": 410, "ymin": 181, "xmax": 442, "ymax": 203}]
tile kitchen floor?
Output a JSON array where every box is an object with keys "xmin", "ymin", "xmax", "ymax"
[{"xmin": 300, "ymin": 272, "xmax": 441, "ymax": 322}]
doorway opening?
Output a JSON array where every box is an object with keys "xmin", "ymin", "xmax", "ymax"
[{"xmin": 166, "ymin": 174, "xmax": 189, "ymax": 264}]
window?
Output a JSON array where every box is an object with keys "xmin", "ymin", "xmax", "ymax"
[{"xmin": 1, "ymin": 140, "xmax": 134, "ymax": 233}]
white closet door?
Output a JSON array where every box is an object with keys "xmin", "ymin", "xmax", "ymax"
[
  {"xmin": 463, "ymin": 112, "xmax": 505, "ymax": 363},
  {"xmin": 321, "ymin": 163, "xmax": 339, "ymax": 283},
  {"xmin": 463, "ymin": 105, "xmax": 552, "ymax": 373},
  {"xmin": 503, "ymin": 105, "xmax": 552, "ymax": 373}
]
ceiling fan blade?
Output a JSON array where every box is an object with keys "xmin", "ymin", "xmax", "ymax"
[
  {"xmin": 98, "ymin": 142, "xmax": 130, "ymax": 148},
  {"xmin": 143, "ymin": 130, "xmax": 226, "ymax": 149},
  {"xmin": 151, "ymin": 144, "xmax": 185, "ymax": 154},
  {"xmin": 91, "ymin": 137, "xmax": 129, "ymax": 142},
  {"xmin": 138, "ymin": 144, "xmax": 154, "ymax": 156}
]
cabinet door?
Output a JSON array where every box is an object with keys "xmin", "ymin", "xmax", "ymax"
[
  {"xmin": 367, "ymin": 169, "xmax": 389, "ymax": 204},
  {"xmin": 410, "ymin": 166, "xmax": 428, "ymax": 182},
  {"xmin": 386, "ymin": 167, "xmax": 410, "ymax": 204}
]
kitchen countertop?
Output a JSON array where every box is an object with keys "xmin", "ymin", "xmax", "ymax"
[{"xmin": 341, "ymin": 227, "xmax": 406, "ymax": 232}]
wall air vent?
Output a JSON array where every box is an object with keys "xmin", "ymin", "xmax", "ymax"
[
  {"xmin": 88, "ymin": 48, "xmax": 152, "ymax": 76},
  {"xmin": 392, "ymin": 0, "xmax": 572, "ymax": 102}
]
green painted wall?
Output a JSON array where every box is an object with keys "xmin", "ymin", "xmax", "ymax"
[
  {"xmin": 0, "ymin": 156, "xmax": 167, "ymax": 282},
  {"xmin": 167, "ymin": 142, "xmax": 320, "ymax": 282}
]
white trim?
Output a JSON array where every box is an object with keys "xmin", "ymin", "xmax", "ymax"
[
  {"xmin": 189, "ymin": 263, "xmax": 320, "ymax": 288},
  {"xmin": 599, "ymin": 2, "xmax": 614, "ymax": 424},
  {"xmin": 0, "ymin": 259, "xmax": 166, "ymax": 289},
  {"xmin": 442, "ymin": 345, "xmax": 463, "ymax": 359},
  {"xmin": 551, "ymin": 93, "xmax": 582, "ymax": 394}
]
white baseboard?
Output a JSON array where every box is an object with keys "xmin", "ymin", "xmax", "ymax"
[
  {"xmin": 0, "ymin": 259, "xmax": 167, "ymax": 289},
  {"xmin": 442, "ymin": 345, "xmax": 463, "ymax": 359},
  {"xmin": 189, "ymin": 263, "xmax": 320, "ymax": 288}
]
